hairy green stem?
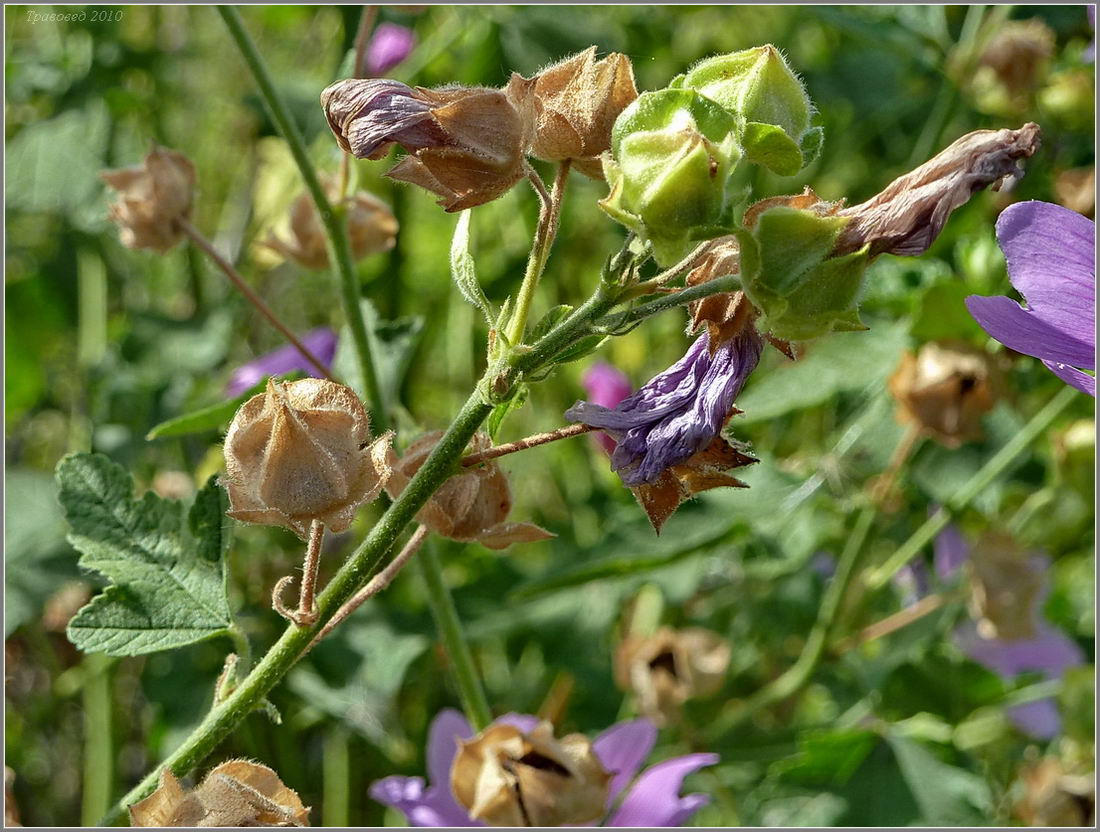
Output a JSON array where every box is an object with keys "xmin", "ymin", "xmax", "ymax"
[
  {"xmin": 416, "ymin": 541, "xmax": 493, "ymax": 730},
  {"xmin": 217, "ymin": 5, "xmax": 387, "ymax": 431},
  {"xmin": 81, "ymin": 654, "xmax": 114, "ymax": 826},
  {"xmin": 598, "ymin": 274, "xmax": 741, "ymax": 331},
  {"xmin": 864, "ymin": 384, "xmax": 1078, "ymax": 590}
]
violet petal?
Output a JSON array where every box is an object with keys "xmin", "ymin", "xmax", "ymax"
[
  {"xmin": 934, "ymin": 524, "xmax": 969, "ymax": 580},
  {"xmin": 965, "ymin": 294, "xmax": 1094, "ymax": 369},
  {"xmin": 1007, "ymin": 699, "xmax": 1062, "ymax": 740},
  {"xmin": 494, "ymin": 712, "xmax": 541, "ymax": 734},
  {"xmin": 592, "ymin": 718, "xmax": 658, "ymax": 802},
  {"xmin": 225, "ymin": 327, "xmax": 338, "ymax": 396},
  {"xmin": 606, "ymin": 752, "xmax": 719, "ymax": 827},
  {"xmin": 426, "ymin": 708, "xmax": 473, "ymax": 788},
  {"xmin": 369, "ymin": 775, "xmax": 478, "ymax": 827},
  {"xmin": 366, "ymin": 23, "xmax": 416, "ymax": 77},
  {"xmin": 1042, "ymin": 360, "xmax": 1096, "ymax": 396},
  {"xmin": 956, "ymin": 622, "xmax": 1085, "ymax": 678}
]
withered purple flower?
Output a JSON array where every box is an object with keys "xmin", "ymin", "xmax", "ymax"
[{"xmin": 581, "ymin": 361, "xmax": 632, "ymax": 454}]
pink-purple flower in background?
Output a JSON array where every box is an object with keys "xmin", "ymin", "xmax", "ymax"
[
  {"xmin": 965, "ymin": 201, "xmax": 1095, "ymax": 396},
  {"xmin": 369, "ymin": 709, "xmax": 718, "ymax": 827},
  {"xmin": 581, "ymin": 361, "xmax": 633, "ymax": 454},
  {"xmin": 366, "ymin": 22, "xmax": 416, "ymax": 77},
  {"xmin": 225, "ymin": 327, "xmax": 338, "ymax": 396}
]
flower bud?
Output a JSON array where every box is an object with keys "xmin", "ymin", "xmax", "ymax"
[
  {"xmin": 101, "ymin": 147, "xmax": 195, "ymax": 253},
  {"xmin": 129, "ymin": 760, "xmax": 310, "ymax": 827},
  {"xmin": 450, "ymin": 721, "xmax": 611, "ymax": 827},
  {"xmin": 600, "ymin": 88, "xmax": 741, "ymax": 266},
  {"xmin": 264, "ymin": 187, "xmax": 397, "ymax": 270},
  {"xmin": 506, "ymin": 47, "xmax": 637, "ymax": 177},
  {"xmin": 320, "ymin": 79, "xmax": 527, "ymax": 211},
  {"xmin": 383, "ymin": 432, "xmax": 552, "ymax": 549},
  {"xmin": 614, "ymin": 627, "xmax": 731, "ymax": 725},
  {"xmin": 679, "ymin": 45, "xmax": 821, "ymax": 175},
  {"xmin": 967, "ymin": 534, "xmax": 1045, "ymax": 642},
  {"xmin": 222, "ymin": 378, "xmax": 390, "ymax": 540},
  {"xmin": 888, "ymin": 341, "xmax": 1001, "ymax": 447}
]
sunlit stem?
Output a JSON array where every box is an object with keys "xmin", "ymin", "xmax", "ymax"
[{"xmin": 460, "ymin": 423, "xmax": 593, "ymax": 467}]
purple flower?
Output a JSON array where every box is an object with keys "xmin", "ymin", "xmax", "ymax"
[
  {"xmin": 369, "ymin": 709, "xmax": 718, "ymax": 827},
  {"xmin": 225, "ymin": 327, "xmax": 338, "ymax": 396},
  {"xmin": 965, "ymin": 201, "xmax": 1095, "ymax": 396},
  {"xmin": 582, "ymin": 361, "xmax": 633, "ymax": 454},
  {"xmin": 565, "ymin": 329, "xmax": 764, "ymax": 486},
  {"xmin": 366, "ymin": 23, "xmax": 416, "ymax": 77}
]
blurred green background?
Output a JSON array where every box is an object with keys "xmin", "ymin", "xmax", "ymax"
[{"xmin": 5, "ymin": 4, "xmax": 1095, "ymax": 827}]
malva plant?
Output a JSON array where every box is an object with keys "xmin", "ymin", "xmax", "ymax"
[{"xmin": 54, "ymin": 9, "xmax": 1082, "ymax": 826}]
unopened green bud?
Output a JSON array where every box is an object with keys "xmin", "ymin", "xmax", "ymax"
[
  {"xmin": 679, "ymin": 46, "xmax": 821, "ymax": 176},
  {"xmin": 737, "ymin": 195, "xmax": 871, "ymax": 340},
  {"xmin": 600, "ymin": 88, "xmax": 741, "ymax": 266}
]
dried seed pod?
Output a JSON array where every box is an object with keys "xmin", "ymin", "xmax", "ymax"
[
  {"xmin": 967, "ymin": 533, "xmax": 1046, "ymax": 642},
  {"xmin": 450, "ymin": 721, "xmax": 611, "ymax": 827},
  {"xmin": 320, "ymin": 79, "xmax": 527, "ymax": 211},
  {"xmin": 888, "ymin": 341, "xmax": 1001, "ymax": 447},
  {"xmin": 383, "ymin": 432, "xmax": 552, "ymax": 549},
  {"xmin": 1015, "ymin": 757, "xmax": 1095, "ymax": 827},
  {"xmin": 101, "ymin": 146, "xmax": 196, "ymax": 253},
  {"xmin": 614, "ymin": 626, "xmax": 731, "ymax": 725},
  {"xmin": 129, "ymin": 760, "xmax": 310, "ymax": 827},
  {"xmin": 977, "ymin": 20, "xmax": 1055, "ymax": 103},
  {"xmin": 223, "ymin": 378, "xmax": 391, "ymax": 540},
  {"xmin": 264, "ymin": 188, "xmax": 397, "ymax": 270},
  {"xmin": 505, "ymin": 47, "xmax": 638, "ymax": 177}
]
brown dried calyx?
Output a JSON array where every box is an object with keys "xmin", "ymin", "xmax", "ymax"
[
  {"xmin": 451, "ymin": 721, "xmax": 611, "ymax": 827},
  {"xmin": 384, "ymin": 432, "xmax": 552, "ymax": 549},
  {"xmin": 264, "ymin": 186, "xmax": 397, "ymax": 270},
  {"xmin": 321, "ymin": 79, "xmax": 527, "ymax": 211},
  {"xmin": 834, "ymin": 123, "xmax": 1041, "ymax": 258},
  {"xmin": 614, "ymin": 626, "xmax": 731, "ymax": 725},
  {"xmin": 101, "ymin": 146, "xmax": 196, "ymax": 253},
  {"xmin": 505, "ymin": 47, "xmax": 638, "ymax": 179},
  {"xmin": 967, "ymin": 533, "xmax": 1045, "ymax": 642},
  {"xmin": 1015, "ymin": 758, "xmax": 1095, "ymax": 827},
  {"xmin": 888, "ymin": 340, "xmax": 1001, "ymax": 448},
  {"xmin": 223, "ymin": 378, "xmax": 391, "ymax": 540},
  {"xmin": 129, "ymin": 760, "xmax": 310, "ymax": 827}
]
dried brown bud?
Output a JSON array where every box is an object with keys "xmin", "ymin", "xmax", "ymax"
[
  {"xmin": 977, "ymin": 20, "xmax": 1055, "ymax": 101},
  {"xmin": 129, "ymin": 760, "xmax": 310, "ymax": 827},
  {"xmin": 223, "ymin": 379, "xmax": 391, "ymax": 540},
  {"xmin": 264, "ymin": 187, "xmax": 397, "ymax": 270},
  {"xmin": 614, "ymin": 626, "xmax": 730, "ymax": 725},
  {"xmin": 384, "ymin": 432, "xmax": 552, "ymax": 549},
  {"xmin": 834, "ymin": 123, "xmax": 1041, "ymax": 258},
  {"xmin": 1015, "ymin": 758, "xmax": 1095, "ymax": 827},
  {"xmin": 450, "ymin": 721, "xmax": 611, "ymax": 827},
  {"xmin": 101, "ymin": 147, "xmax": 195, "ymax": 253},
  {"xmin": 967, "ymin": 533, "xmax": 1044, "ymax": 642},
  {"xmin": 320, "ymin": 79, "xmax": 526, "ymax": 211},
  {"xmin": 1054, "ymin": 167, "xmax": 1095, "ymax": 218},
  {"xmin": 887, "ymin": 340, "xmax": 1001, "ymax": 447},
  {"xmin": 505, "ymin": 47, "xmax": 638, "ymax": 177}
]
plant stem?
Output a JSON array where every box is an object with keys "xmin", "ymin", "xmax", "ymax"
[
  {"xmin": 297, "ymin": 520, "xmax": 325, "ymax": 625},
  {"xmin": 461, "ymin": 423, "xmax": 592, "ymax": 467},
  {"xmin": 504, "ymin": 161, "xmax": 569, "ymax": 345},
  {"xmin": 351, "ymin": 5, "xmax": 379, "ymax": 76},
  {"xmin": 710, "ymin": 504, "xmax": 875, "ymax": 740},
  {"xmin": 598, "ymin": 274, "xmax": 741, "ymax": 331},
  {"xmin": 180, "ymin": 219, "xmax": 334, "ymax": 381},
  {"xmin": 864, "ymin": 384, "xmax": 1078, "ymax": 590},
  {"xmin": 81, "ymin": 654, "xmax": 113, "ymax": 827},
  {"xmin": 838, "ymin": 592, "xmax": 950, "ymax": 653},
  {"xmin": 217, "ymin": 5, "xmax": 387, "ymax": 431},
  {"xmin": 415, "ymin": 540, "xmax": 493, "ymax": 730},
  {"xmin": 628, "ymin": 238, "xmax": 718, "ymax": 296},
  {"xmin": 322, "ymin": 725, "xmax": 351, "ymax": 827}
]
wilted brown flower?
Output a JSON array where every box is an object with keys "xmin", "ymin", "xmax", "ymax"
[
  {"xmin": 834, "ymin": 123, "xmax": 1041, "ymax": 258},
  {"xmin": 505, "ymin": 47, "xmax": 637, "ymax": 178},
  {"xmin": 978, "ymin": 20, "xmax": 1055, "ymax": 102},
  {"xmin": 129, "ymin": 760, "xmax": 310, "ymax": 827},
  {"xmin": 1055, "ymin": 167, "xmax": 1095, "ymax": 218},
  {"xmin": 967, "ymin": 533, "xmax": 1045, "ymax": 641},
  {"xmin": 384, "ymin": 432, "xmax": 552, "ymax": 549},
  {"xmin": 321, "ymin": 79, "xmax": 527, "ymax": 211},
  {"xmin": 264, "ymin": 187, "xmax": 397, "ymax": 270},
  {"xmin": 223, "ymin": 378, "xmax": 390, "ymax": 540},
  {"xmin": 1015, "ymin": 757, "xmax": 1095, "ymax": 827},
  {"xmin": 101, "ymin": 147, "xmax": 196, "ymax": 253},
  {"xmin": 450, "ymin": 720, "xmax": 611, "ymax": 827},
  {"xmin": 888, "ymin": 340, "xmax": 1001, "ymax": 447},
  {"xmin": 614, "ymin": 627, "xmax": 730, "ymax": 724}
]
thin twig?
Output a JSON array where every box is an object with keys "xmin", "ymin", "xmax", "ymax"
[
  {"xmin": 631, "ymin": 238, "xmax": 719, "ymax": 295},
  {"xmin": 869, "ymin": 423, "xmax": 923, "ymax": 507},
  {"xmin": 296, "ymin": 520, "xmax": 325, "ymax": 626},
  {"xmin": 524, "ymin": 163, "xmax": 553, "ymax": 215},
  {"xmin": 461, "ymin": 423, "xmax": 593, "ymax": 467},
  {"xmin": 842, "ymin": 593, "xmax": 948, "ymax": 652},
  {"xmin": 351, "ymin": 5, "xmax": 379, "ymax": 77},
  {"xmin": 180, "ymin": 219, "xmax": 335, "ymax": 381}
]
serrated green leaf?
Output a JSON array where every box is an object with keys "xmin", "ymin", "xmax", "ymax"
[
  {"xmin": 450, "ymin": 209, "xmax": 493, "ymax": 323},
  {"xmin": 59, "ymin": 454, "xmax": 233, "ymax": 657},
  {"xmin": 146, "ymin": 372, "xmax": 306, "ymax": 440}
]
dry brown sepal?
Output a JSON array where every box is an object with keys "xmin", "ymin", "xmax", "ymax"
[
  {"xmin": 264, "ymin": 187, "xmax": 397, "ymax": 270},
  {"xmin": 101, "ymin": 146, "xmax": 195, "ymax": 253},
  {"xmin": 834, "ymin": 123, "xmax": 1041, "ymax": 258},
  {"xmin": 633, "ymin": 436, "xmax": 757, "ymax": 534},
  {"xmin": 5, "ymin": 766, "xmax": 20, "ymax": 827},
  {"xmin": 128, "ymin": 760, "xmax": 310, "ymax": 827},
  {"xmin": 888, "ymin": 340, "xmax": 1001, "ymax": 448},
  {"xmin": 966, "ymin": 533, "xmax": 1044, "ymax": 642},
  {"xmin": 450, "ymin": 721, "xmax": 611, "ymax": 827},
  {"xmin": 505, "ymin": 47, "xmax": 638, "ymax": 178},
  {"xmin": 223, "ymin": 378, "xmax": 391, "ymax": 540},
  {"xmin": 614, "ymin": 626, "xmax": 731, "ymax": 725},
  {"xmin": 1015, "ymin": 757, "xmax": 1095, "ymax": 827},
  {"xmin": 384, "ymin": 432, "xmax": 552, "ymax": 549}
]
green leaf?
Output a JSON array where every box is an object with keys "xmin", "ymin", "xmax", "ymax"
[
  {"xmin": 743, "ymin": 122, "xmax": 804, "ymax": 176},
  {"xmin": 886, "ymin": 732, "xmax": 992, "ymax": 826},
  {"xmin": 550, "ymin": 333, "xmax": 608, "ymax": 365},
  {"xmin": 531, "ymin": 305, "xmax": 574, "ymax": 342},
  {"xmin": 333, "ymin": 301, "xmax": 425, "ymax": 415},
  {"xmin": 487, "ymin": 383, "xmax": 529, "ymax": 440},
  {"xmin": 146, "ymin": 372, "xmax": 307, "ymax": 440},
  {"xmin": 59, "ymin": 455, "xmax": 233, "ymax": 656},
  {"xmin": 773, "ymin": 729, "xmax": 878, "ymax": 786},
  {"xmin": 910, "ymin": 282, "xmax": 986, "ymax": 341},
  {"xmin": 450, "ymin": 209, "xmax": 494, "ymax": 323}
]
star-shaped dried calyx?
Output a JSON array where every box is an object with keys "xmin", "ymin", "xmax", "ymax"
[
  {"xmin": 384, "ymin": 432, "xmax": 553, "ymax": 549},
  {"xmin": 100, "ymin": 146, "xmax": 196, "ymax": 253},
  {"xmin": 223, "ymin": 378, "xmax": 391, "ymax": 540},
  {"xmin": 633, "ymin": 436, "xmax": 757, "ymax": 534},
  {"xmin": 450, "ymin": 721, "xmax": 612, "ymax": 827},
  {"xmin": 128, "ymin": 760, "xmax": 310, "ymax": 827}
]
